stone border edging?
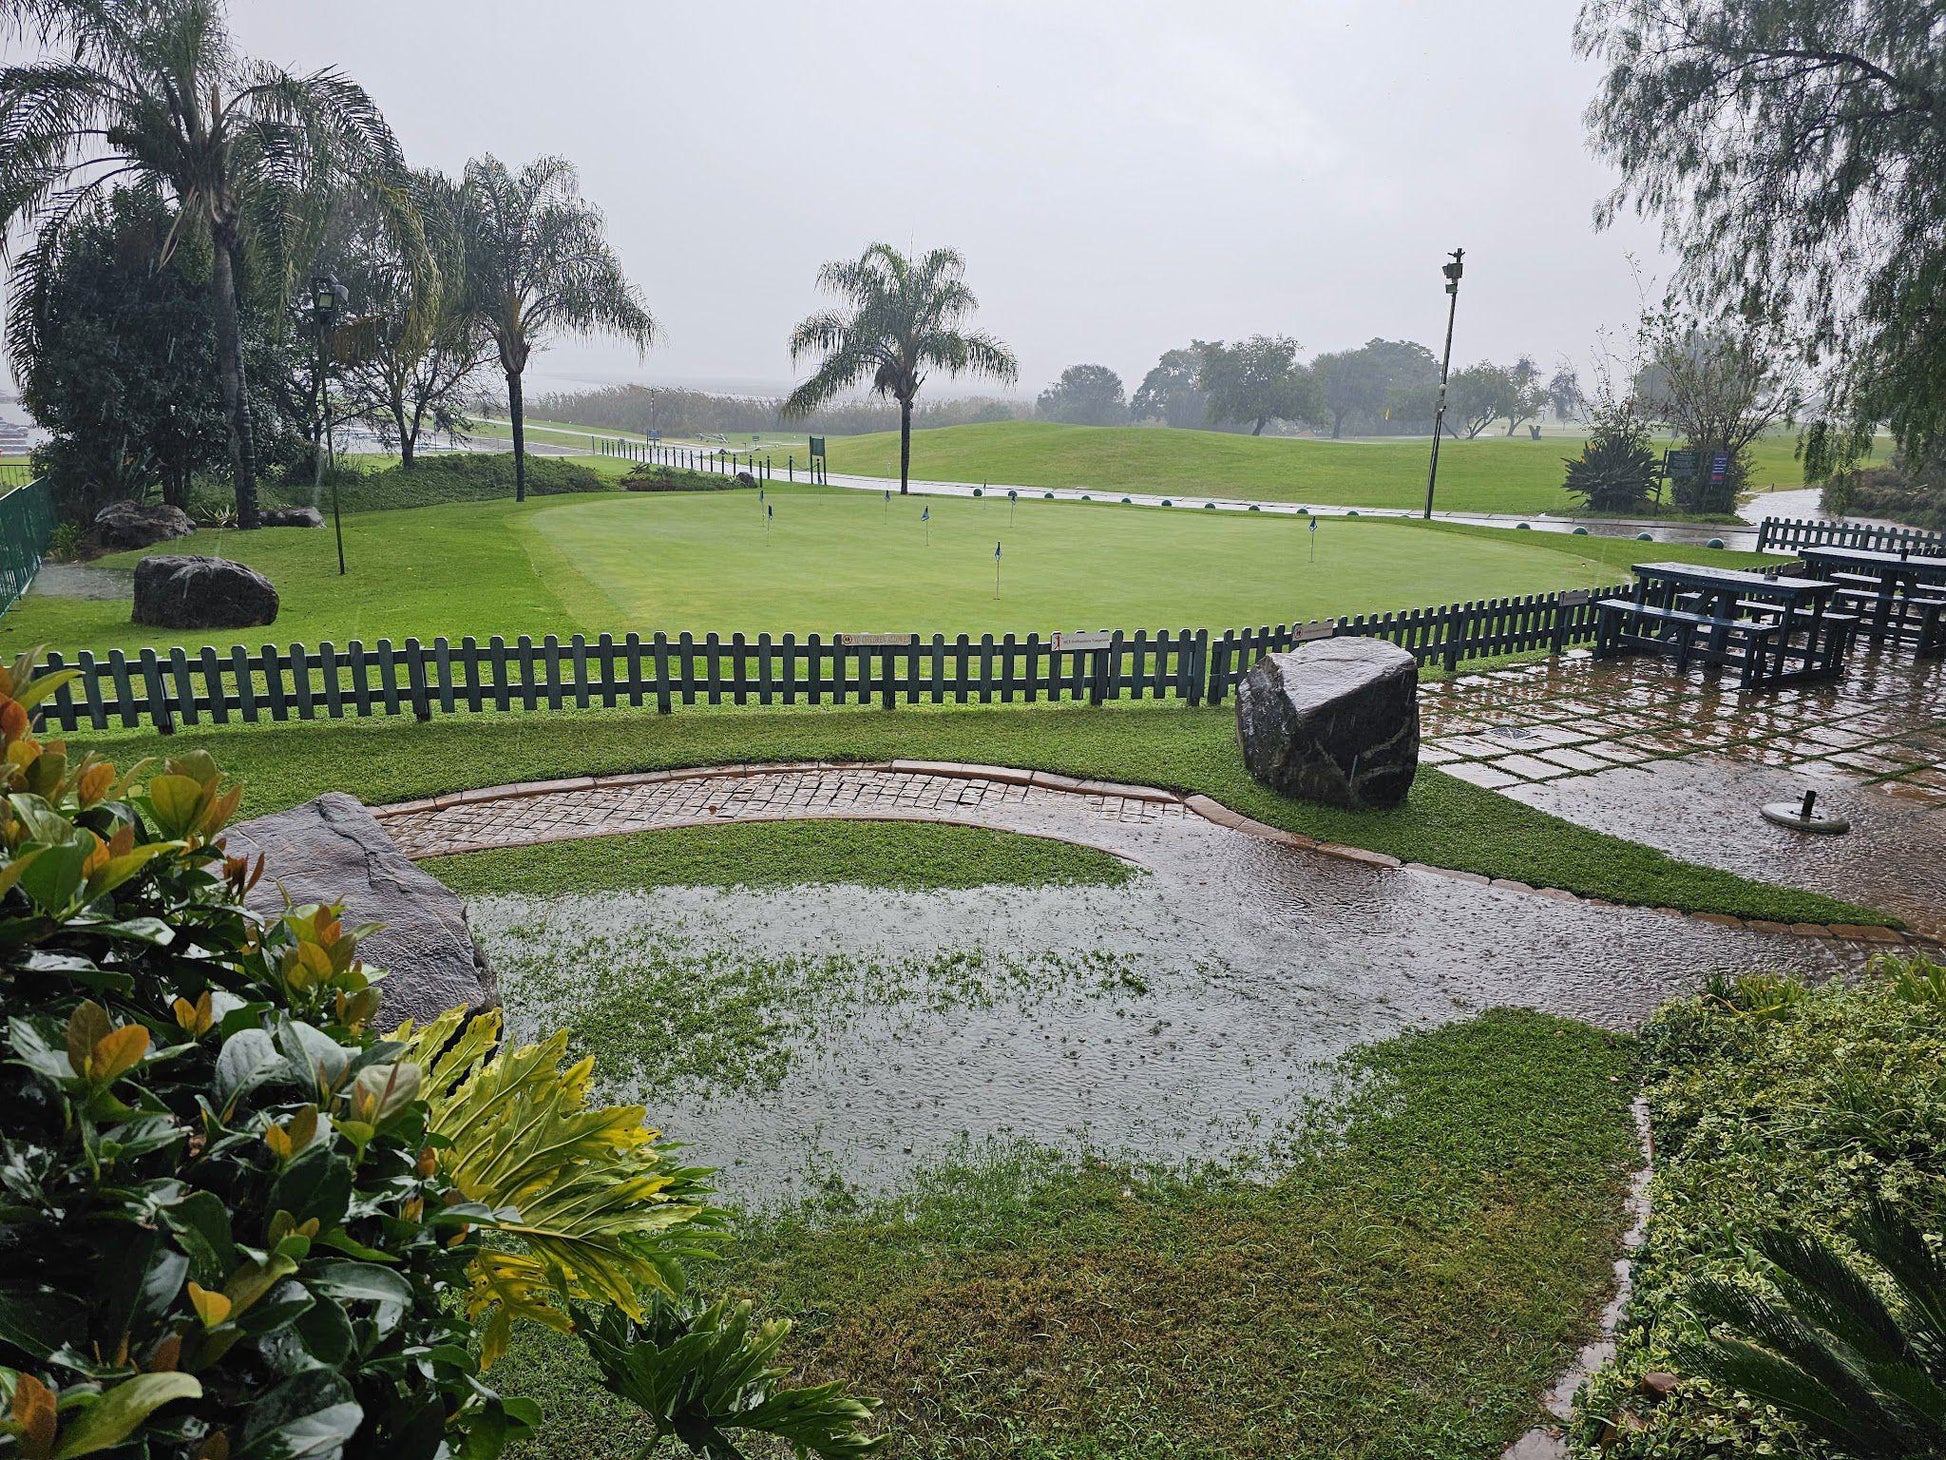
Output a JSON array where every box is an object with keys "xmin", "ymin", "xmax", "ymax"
[{"xmin": 371, "ymin": 761, "xmax": 1935, "ymax": 953}]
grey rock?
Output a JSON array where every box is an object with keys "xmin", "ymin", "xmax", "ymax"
[
  {"xmin": 734, "ymin": 470, "xmax": 758, "ymax": 487},
  {"xmin": 227, "ymin": 792, "xmax": 496, "ymax": 1027},
  {"xmin": 93, "ymin": 499, "xmax": 195, "ymax": 551},
  {"xmin": 1235, "ymin": 638, "xmax": 1419, "ymax": 808},
  {"xmin": 262, "ymin": 506, "xmax": 325, "ymax": 528},
  {"xmin": 132, "ymin": 554, "xmax": 279, "ymax": 629}
]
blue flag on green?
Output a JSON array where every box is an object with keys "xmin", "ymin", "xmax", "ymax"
[
  {"xmin": 921, "ymin": 506, "xmax": 930, "ymax": 522},
  {"xmin": 994, "ymin": 541, "xmax": 1001, "ymax": 558}
]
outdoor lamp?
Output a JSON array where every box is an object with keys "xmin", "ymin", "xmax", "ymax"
[
  {"xmin": 1441, "ymin": 250, "xmax": 1464, "ymax": 294},
  {"xmin": 311, "ymin": 272, "xmax": 347, "ymax": 322}
]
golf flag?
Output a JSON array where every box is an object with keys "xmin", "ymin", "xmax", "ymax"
[
  {"xmin": 759, "ymin": 485, "xmax": 764, "ymax": 502},
  {"xmin": 767, "ymin": 503, "xmax": 773, "ymax": 519},
  {"xmin": 994, "ymin": 540, "xmax": 1001, "ymax": 558},
  {"xmin": 921, "ymin": 506, "xmax": 930, "ymax": 522},
  {"xmin": 994, "ymin": 540, "xmax": 1002, "ymax": 598},
  {"xmin": 1309, "ymin": 517, "xmax": 1317, "ymax": 533}
]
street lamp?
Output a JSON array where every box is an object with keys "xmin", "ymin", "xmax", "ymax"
[
  {"xmin": 309, "ymin": 272, "xmax": 350, "ymax": 574},
  {"xmin": 1422, "ymin": 247, "xmax": 1464, "ymax": 521}
]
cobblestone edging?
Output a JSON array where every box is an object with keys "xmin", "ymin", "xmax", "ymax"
[{"xmin": 369, "ymin": 761, "xmax": 1936, "ymax": 954}]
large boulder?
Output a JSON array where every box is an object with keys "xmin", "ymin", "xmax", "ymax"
[
  {"xmin": 227, "ymin": 793, "xmax": 496, "ymax": 1026},
  {"xmin": 94, "ymin": 499, "xmax": 194, "ymax": 551},
  {"xmin": 132, "ymin": 554, "xmax": 278, "ymax": 629},
  {"xmin": 262, "ymin": 505, "xmax": 325, "ymax": 528},
  {"xmin": 1235, "ymin": 638, "xmax": 1420, "ymax": 808}
]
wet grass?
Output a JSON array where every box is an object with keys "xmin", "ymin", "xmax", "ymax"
[
  {"xmin": 497, "ymin": 1008, "xmax": 1643, "ymax": 1460},
  {"xmin": 79, "ymin": 701, "xmax": 1897, "ymax": 926},
  {"xmin": 427, "ymin": 820, "xmax": 1134, "ymax": 898}
]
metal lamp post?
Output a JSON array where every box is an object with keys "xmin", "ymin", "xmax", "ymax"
[
  {"xmin": 1422, "ymin": 247, "xmax": 1464, "ymax": 521},
  {"xmin": 310, "ymin": 273, "xmax": 349, "ymax": 574}
]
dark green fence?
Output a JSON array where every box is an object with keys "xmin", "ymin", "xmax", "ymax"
[
  {"xmin": 0, "ymin": 477, "xmax": 54, "ymax": 616},
  {"xmin": 1757, "ymin": 515, "xmax": 1945, "ymax": 556},
  {"xmin": 37, "ymin": 583, "xmax": 1622, "ymax": 735}
]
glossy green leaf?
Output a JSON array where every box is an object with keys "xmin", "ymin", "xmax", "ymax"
[{"xmin": 49, "ymin": 1373, "xmax": 202, "ymax": 1459}]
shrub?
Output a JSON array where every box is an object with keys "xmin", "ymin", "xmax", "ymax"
[
  {"xmin": 1562, "ymin": 403, "xmax": 1659, "ymax": 515},
  {"xmin": 0, "ymin": 653, "xmax": 879, "ymax": 1459},
  {"xmin": 316, "ymin": 454, "xmax": 613, "ymax": 513},
  {"xmin": 620, "ymin": 464, "xmax": 745, "ymax": 493},
  {"xmin": 1843, "ymin": 456, "xmax": 1946, "ymax": 532},
  {"xmin": 1572, "ymin": 957, "xmax": 1946, "ymax": 1457},
  {"xmin": 44, "ymin": 522, "xmax": 83, "ymax": 562}
]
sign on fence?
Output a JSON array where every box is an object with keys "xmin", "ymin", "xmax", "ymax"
[
  {"xmin": 837, "ymin": 632, "xmax": 916, "ymax": 647},
  {"xmin": 1559, "ymin": 589, "xmax": 1593, "ymax": 606},
  {"xmin": 808, "ymin": 436, "xmax": 827, "ymax": 460},
  {"xmin": 1048, "ymin": 630, "xmax": 1114, "ymax": 652},
  {"xmin": 1295, "ymin": 619, "xmax": 1337, "ymax": 642}
]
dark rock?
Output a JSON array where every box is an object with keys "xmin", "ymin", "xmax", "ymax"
[
  {"xmin": 262, "ymin": 506, "xmax": 325, "ymax": 528},
  {"xmin": 734, "ymin": 470, "xmax": 758, "ymax": 487},
  {"xmin": 227, "ymin": 793, "xmax": 495, "ymax": 1027},
  {"xmin": 94, "ymin": 499, "xmax": 195, "ymax": 551},
  {"xmin": 1235, "ymin": 638, "xmax": 1419, "ymax": 808},
  {"xmin": 132, "ymin": 555, "xmax": 278, "ymax": 629}
]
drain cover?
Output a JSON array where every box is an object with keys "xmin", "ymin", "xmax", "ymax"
[{"xmin": 1485, "ymin": 724, "xmax": 1538, "ymax": 743}]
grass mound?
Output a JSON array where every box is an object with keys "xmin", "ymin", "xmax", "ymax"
[
  {"xmin": 427, "ymin": 820, "xmax": 1135, "ymax": 896},
  {"xmin": 497, "ymin": 1008, "xmax": 1642, "ymax": 1458},
  {"xmin": 1573, "ymin": 957, "xmax": 1946, "ymax": 1457}
]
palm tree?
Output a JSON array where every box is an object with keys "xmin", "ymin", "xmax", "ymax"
[
  {"xmin": 0, "ymin": 0, "xmax": 408, "ymax": 529},
  {"xmin": 784, "ymin": 244, "xmax": 1017, "ymax": 495},
  {"xmin": 458, "ymin": 155, "xmax": 653, "ymax": 503}
]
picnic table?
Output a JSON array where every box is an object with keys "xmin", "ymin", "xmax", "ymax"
[
  {"xmin": 1796, "ymin": 544, "xmax": 1946, "ymax": 657},
  {"xmin": 1594, "ymin": 561, "xmax": 1850, "ymax": 689}
]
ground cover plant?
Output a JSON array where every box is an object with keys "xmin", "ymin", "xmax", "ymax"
[
  {"xmin": 1572, "ymin": 958, "xmax": 1946, "ymax": 1458},
  {"xmin": 427, "ymin": 821, "xmax": 1134, "ymax": 898},
  {"xmin": 65, "ymin": 701, "xmax": 1895, "ymax": 927},
  {"xmin": 496, "ymin": 1008, "xmax": 1644, "ymax": 1459},
  {"xmin": 0, "ymin": 655, "xmax": 881, "ymax": 1458},
  {"xmin": 2, "ymin": 485, "xmax": 1781, "ymax": 653}
]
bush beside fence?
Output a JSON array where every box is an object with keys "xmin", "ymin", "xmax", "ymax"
[
  {"xmin": 0, "ymin": 477, "xmax": 54, "ymax": 616},
  {"xmin": 1756, "ymin": 515, "xmax": 1946, "ymax": 556},
  {"xmin": 38, "ymin": 583, "xmax": 1621, "ymax": 735}
]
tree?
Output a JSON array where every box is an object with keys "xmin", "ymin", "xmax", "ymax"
[
  {"xmin": 1635, "ymin": 310, "xmax": 1799, "ymax": 512},
  {"xmin": 1130, "ymin": 343, "xmax": 1212, "ymax": 428},
  {"xmin": 1547, "ymin": 363, "xmax": 1585, "ymax": 422},
  {"xmin": 1576, "ymin": 0, "xmax": 1946, "ymax": 481},
  {"xmin": 1443, "ymin": 362, "xmax": 1516, "ymax": 439},
  {"xmin": 1503, "ymin": 355, "xmax": 1550, "ymax": 435},
  {"xmin": 783, "ymin": 243, "xmax": 1017, "ymax": 495},
  {"xmin": 0, "ymin": 0, "xmax": 409, "ymax": 528},
  {"xmin": 459, "ymin": 155, "xmax": 654, "ymax": 503},
  {"xmin": 1198, "ymin": 335, "xmax": 1323, "ymax": 436},
  {"xmin": 1311, "ymin": 338, "xmax": 1439, "ymax": 438},
  {"xmin": 1036, "ymin": 363, "xmax": 1128, "ymax": 425},
  {"xmin": 327, "ymin": 171, "xmax": 489, "ymax": 469},
  {"xmin": 13, "ymin": 185, "xmax": 275, "ymax": 522}
]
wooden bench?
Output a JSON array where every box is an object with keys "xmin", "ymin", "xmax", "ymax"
[{"xmin": 1595, "ymin": 598, "xmax": 1781, "ymax": 681}]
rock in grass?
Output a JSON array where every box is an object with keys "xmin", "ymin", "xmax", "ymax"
[
  {"xmin": 262, "ymin": 505, "xmax": 325, "ymax": 528},
  {"xmin": 93, "ymin": 498, "xmax": 194, "ymax": 550},
  {"xmin": 227, "ymin": 793, "xmax": 497, "ymax": 1026},
  {"xmin": 1235, "ymin": 639, "xmax": 1419, "ymax": 809},
  {"xmin": 132, "ymin": 554, "xmax": 278, "ymax": 629}
]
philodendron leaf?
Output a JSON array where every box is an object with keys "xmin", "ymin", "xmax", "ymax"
[
  {"xmin": 0, "ymin": 1284, "xmax": 89, "ymax": 1361},
  {"xmin": 214, "ymin": 1028, "xmax": 283, "ymax": 1113},
  {"xmin": 159, "ymin": 1192, "xmax": 237, "ymax": 1288},
  {"xmin": 143, "ymin": 776, "xmax": 206, "ymax": 840},
  {"xmin": 49, "ymin": 1372, "xmax": 202, "ymax": 1459}
]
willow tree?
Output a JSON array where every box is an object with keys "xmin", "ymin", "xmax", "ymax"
[
  {"xmin": 0, "ymin": 0, "xmax": 407, "ymax": 528},
  {"xmin": 783, "ymin": 244, "xmax": 1017, "ymax": 494},
  {"xmin": 459, "ymin": 155, "xmax": 653, "ymax": 502},
  {"xmin": 1576, "ymin": 0, "xmax": 1946, "ymax": 478}
]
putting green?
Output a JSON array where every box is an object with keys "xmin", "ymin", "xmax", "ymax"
[{"xmin": 12, "ymin": 485, "xmax": 1775, "ymax": 654}]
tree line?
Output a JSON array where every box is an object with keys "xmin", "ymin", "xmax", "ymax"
[{"xmin": 0, "ymin": 2, "xmax": 650, "ymax": 526}]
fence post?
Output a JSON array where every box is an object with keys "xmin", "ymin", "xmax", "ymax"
[{"xmin": 404, "ymin": 638, "xmax": 432, "ymax": 721}]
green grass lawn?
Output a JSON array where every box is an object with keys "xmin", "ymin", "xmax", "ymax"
[
  {"xmin": 427, "ymin": 820, "xmax": 1134, "ymax": 897},
  {"xmin": 9, "ymin": 483, "xmax": 1781, "ymax": 654},
  {"xmin": 814, "ymin": 422, "xmax": 1827, "ymax": 515},
  {"xmin": 498, "ymin": 1009, "xmax": 1643, "ymax": 1460},
  {"xmin": 74, "ymin": 700, "xmax": 1890, "ymax": 926}
]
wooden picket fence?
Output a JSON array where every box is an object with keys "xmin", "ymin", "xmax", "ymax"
[
  {"xmin": 1756, "ymin": 515, "xmax": 1946, "ymax": 556},
  {"xmin": 37, "ymin": 584, "xmax": 1623, "ymax": 735}
]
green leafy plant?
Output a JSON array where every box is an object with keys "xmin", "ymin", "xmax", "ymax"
[
  {"xmin": 1561, "ymin": 401, "xmax": 1658, "ymax": 514},
  {"xmin": 0, "ymin": 650, "xmax": 880, "ymax": 1459},
  {"xmin": 1673, "ymin": 1200, "xmax": 1946, "ymax": 1458}
]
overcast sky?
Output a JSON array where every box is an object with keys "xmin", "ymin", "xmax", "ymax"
[{"xmin": 228, "ymin": 3, "xmax": 1668, "ymax": 398}]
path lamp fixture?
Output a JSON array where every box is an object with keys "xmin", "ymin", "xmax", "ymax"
[
  {"xmin": 1422, "ymin": 247, "xmax": 1464, "ymax": 521},
  {"xmin": 310, "ymin": 272, "xmax": 350, "ymax": 574}
]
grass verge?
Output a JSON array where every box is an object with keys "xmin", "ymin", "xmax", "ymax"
[
  {"xmin": 1572, "ymin": 958, "xmax": 1946, "ymax": 1457},
  {"xmin": 73, "ymin": 700, "xmax": 1896, "ymax": 926},
  {"xmin": 497, "ymin": 1008, "xmax": 1642, "ymax": 1460},
  {"xmin": 427, "ymin": 820, "xmax": 1134, "ymax": 897}
]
